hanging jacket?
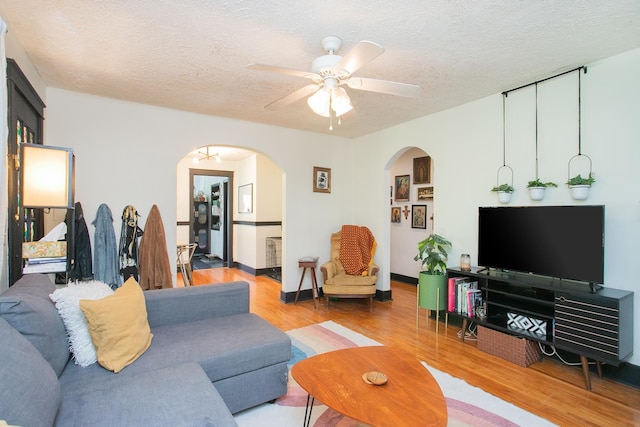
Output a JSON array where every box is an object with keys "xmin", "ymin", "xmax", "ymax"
[
  {"xmin": 138, "ymin": 204, "xmax": 172, "ymax": 290},
  {"xmin": 92, "ymin": 204, "xmax": 122, "ymax": 289},
  {"xmin": 68, "ymin": 201, "xmax": 93, "ymax": 281},
  {"xmin": 119, "ymin": 205, "xmax": 143, "ymax": 281}
]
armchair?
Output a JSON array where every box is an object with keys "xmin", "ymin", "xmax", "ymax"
[{"xmin": 320, "ymin": 226, "xmax": 379, "ymax": 311}]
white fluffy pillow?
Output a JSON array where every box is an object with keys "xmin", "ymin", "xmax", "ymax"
[{"xmin": 50, "ymin": 281, "xmax": 114, "ymax": 367}]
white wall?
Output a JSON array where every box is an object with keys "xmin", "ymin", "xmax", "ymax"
[
  {"xmin": 390, "ymin": 147, "xmax": 434, "ymax": 278},
  {"xmin": 355, "ymin": 48, "xmax": 640, "ymax": 365},
  {"xmin": 44, "ymin": 88, "xmax": 354, "ymax": 292}
]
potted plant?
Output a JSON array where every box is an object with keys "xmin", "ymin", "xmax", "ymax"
[
  {"xmin": 414, "ymin": 234, "xmax": 452, "ymax": 313},
  {"xmin": 526, "ymin": 179, "xmax": 557, "ymax": 201},
  {"xmin": 491, "ymin": 183, "xmax": 514, "ymax": 204},
  {"xmin": 567, "ymin": 173, "xmax": 595, "ymax": 200}
]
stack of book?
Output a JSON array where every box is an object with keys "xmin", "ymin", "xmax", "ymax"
[
  {"xmin": 22, "ymin": 241, "xmax": 67, "ymax": 274},
  {"xmin": 23, "ymin": 256, "xmax": 66, "ymax": 274},
  {"xmin": 447, "ymin": 276, "xmax": 482, "ymax": 317}
]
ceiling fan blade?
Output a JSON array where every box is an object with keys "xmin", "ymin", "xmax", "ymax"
[
  {"xmin": 347, "ymin": 77, "xmax": 421, "ymax": 98},
  {"xmin": 265, "ymin": 84, "xmax": 321, "ymax": 111},
  {"xmin": 247, "ymin": 63, "xmax": 320, "ymax": 81},
  {"xmin": 336, "ymin": 41, "xmax": 384, "ymax": 75}
]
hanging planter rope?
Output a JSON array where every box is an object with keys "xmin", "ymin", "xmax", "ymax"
[
  {"xmin": 566, "ymin": 67, "xmax": 594, "ymax": 200},
  {"xmin": 492, "ymin": 94, "xmax": 514, "ymax": 203}
]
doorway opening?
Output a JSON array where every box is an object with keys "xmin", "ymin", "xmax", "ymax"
[{"xmin": 187, "ymin": 169, "xmax": 233, "ymax": 269}]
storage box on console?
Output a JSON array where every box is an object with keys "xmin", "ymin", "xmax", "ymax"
[
  {"xmin": 477, "ymin": 325, "xmax": 541, "ymax": 368},
  {"xmin": 22, "ymin": 241, "xmax": 67, "ymax": 258}
]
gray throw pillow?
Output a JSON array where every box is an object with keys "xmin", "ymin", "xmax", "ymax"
[
  {"xmin": 0, "ymin": 317, "xmax": 61, "ymax": 427},
  {"xmin": 0, "ymin": 274, "xmax": 70, "ymax": 376}
]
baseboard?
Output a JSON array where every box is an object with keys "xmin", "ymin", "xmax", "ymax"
[
  {"xmin": 280, "ymin": 288, "xmax": 320, "ymax": 304},
  {"xmin": 391, "ymin": 273, "xmax": 417, "ymax": 285},
  {"xmin": 601, "ymin": 361, "xmax": 640, "ymax": 389},
  {"xmin": 235, "ymin": 262, "xmax": 256, "ymax": 275},
  {"xmin": 376, "ymin": 289, "xmax": 392, "ymax": 301},
  {"xmin": 280, "ymin": 287, "xmax": 392, "ymax": 304},
  {"xmin": 553, "ymin": 347, "xmax": 640, "ymax": 390}
]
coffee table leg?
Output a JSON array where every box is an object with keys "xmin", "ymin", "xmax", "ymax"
[{"xmin": 303, "ymin": 394, "xmax": 315, "ymax": 427}]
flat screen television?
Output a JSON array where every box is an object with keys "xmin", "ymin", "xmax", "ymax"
[{"xmin": 478, "ymin": 205, "xmax": 604, "ymax": 284}]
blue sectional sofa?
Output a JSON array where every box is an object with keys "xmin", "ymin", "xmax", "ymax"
[{"xmin": 0, "ymin": 274, "xmax": 291, "ymax": 427}]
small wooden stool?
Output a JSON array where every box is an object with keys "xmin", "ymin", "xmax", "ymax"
[{"xmin": 295, "ymin": 258, "xmax": 319, "ymax": 309}]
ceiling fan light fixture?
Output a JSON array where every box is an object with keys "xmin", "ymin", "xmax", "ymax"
[
  {"xmin": 307, "ymin": 86, "xmax": 352, "ymax": 118},
  {"xmin": 307, "ymin": 88, "xmax": 331, "ymax": 117},
  {"xmin": 331, "ymin": 87, "xmax": 352, "ymax": 116}
]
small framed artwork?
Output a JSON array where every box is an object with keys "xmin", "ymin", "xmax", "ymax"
[
  {"xmin": 417, "ymin": 186, "xmax": 434, "ymax": 201},
  {"xmin": 413, "ymin": 156, "xmax": 431, "ymax": 184},
  {"xmin": 394, "ymin": 175, "xmax": 410, "ymax": 202},
  {"xmin": 412, "ymin": 205, "xmax": 427, "ymax": 229},
  {"xmin": 238, "ymin": 183, "xmax": 253, "ymax": 213},
  {"xmin": 391, "ymin": 207, "xmax": 401, "ymax": 223},
  {"xmin": 313, "ymin": 166, "xmax": 331, "ymax": 193}
]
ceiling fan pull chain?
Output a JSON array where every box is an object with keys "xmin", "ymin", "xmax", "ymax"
[{"xmin": 329, "ymin": 95, "xmax": 334, "ymax": 130}]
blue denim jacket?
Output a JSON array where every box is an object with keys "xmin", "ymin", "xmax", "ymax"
[{"xmin": 92, "ymin": 204, "xmax": 122, "ymax": 288}]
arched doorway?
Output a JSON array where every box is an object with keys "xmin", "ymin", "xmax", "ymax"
[
  {"xmin": 176, "ymin": 146, "xmax": 285, "ymax": 280},
  {"xmin": 388, "ymin": 147, "xmax": 433, "ymax": 284}
]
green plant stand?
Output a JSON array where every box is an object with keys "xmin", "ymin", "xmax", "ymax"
[{"xmin": 417, "ymin": 272, "xmax": 447, "ymax": 333}]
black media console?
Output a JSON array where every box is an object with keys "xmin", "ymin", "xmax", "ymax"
[{"xmin": 446, "ymin": 267, "xmax": 634, "ymax": 390}]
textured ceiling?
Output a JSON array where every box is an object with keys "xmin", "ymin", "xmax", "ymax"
[{"xmin": 1, "ymin": 1, "xmax": 639, "ymax": 138}]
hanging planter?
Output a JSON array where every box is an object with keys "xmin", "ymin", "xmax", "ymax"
[
  {"xmin": 566, "ymin": 68, "xmax": 595, "ymax": 201},
  {"xmin": 568, "ymin": 184, "xmax": 590, "ymax": 200},
  {"xmin": 491, "ymin": 183, "xmax": 514, "ymax": 204},
  {"xmin": 567, "ymin": 170, "xmax": 595, "ymax": 200},
  {"xmin": 526, "ymin": 179, "xmax": 557, "ymax": 201}
]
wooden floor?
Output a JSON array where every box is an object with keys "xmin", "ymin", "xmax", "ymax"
[{"xmin": 183, "ymin": 267, "xmax": 640, "ymax": 427}]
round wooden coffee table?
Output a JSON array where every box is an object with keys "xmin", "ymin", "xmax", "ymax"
[{"xmin": 291, "ymin": 346, "xmax": 447, "ymax": 427}]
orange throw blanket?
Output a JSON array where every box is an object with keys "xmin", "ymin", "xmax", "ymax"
[{"xmin": 339, "ymin": 225, "xmax": 376, "ymax": 276}]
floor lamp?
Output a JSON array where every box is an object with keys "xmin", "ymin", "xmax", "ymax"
[{"xmin": 21, "ymin": 143, "xmax": 75, "ymax": 277}]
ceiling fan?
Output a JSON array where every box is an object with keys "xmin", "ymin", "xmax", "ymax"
[{"xmin": 248, "ymin": 36, "xmax": 420, "ymax": 121}]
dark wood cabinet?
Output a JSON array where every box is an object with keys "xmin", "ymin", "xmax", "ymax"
[
  {"xmin": 555, "ymin": 289, "xmax": 633, "ymax": 364},
  {"xmin": 447, "ymin": 267, "xmax": 634, "ymax": 389},
  {"xmin": 6, "ymin": 59, "xmax": 45, "ymax": 286}
]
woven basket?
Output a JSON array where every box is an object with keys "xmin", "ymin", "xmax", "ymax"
[{"xmin": 477, "ymin": 326, "xmax": 541, "ymax": 367}]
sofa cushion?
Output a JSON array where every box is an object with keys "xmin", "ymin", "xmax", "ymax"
[
  {"xmin": 80, "ymin": 277, "xmax": 153, "ymax": 373},
  {"xmin": 50, "ymin": 280, "xmax": 114, "ymax": 367},
  {"xmin": 324, "ymin": 274, "xmax": 378, "ymax": 287},
  {"xmin": 55, "ymin": 362, "xmax": 237, "ymax": 427},
  {"xmin": 59, "ymin": 313, "xmax": 290, "ymax": 388},
  {"xmin": 0, "ymin": 317, "xmax": 61, "ymax": 427},
  {"xmin": 0, "ymin": 274, "xmax": 70, "ymax": 376}
]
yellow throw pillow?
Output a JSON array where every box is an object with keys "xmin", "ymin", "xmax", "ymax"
[{"xmin": 79, "ymin": 277, "xmax": 153, "ymax": 373}]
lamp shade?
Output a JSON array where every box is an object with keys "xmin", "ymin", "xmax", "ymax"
[
  {"xmin": 307, "ymin": 86, "xmax": 353, "ymax": 118},
  {"xmin": 331, "ymin": 87, "xmax": 353, "ymax": 116},
  {"xmin": 21, "ymin": 143, "xmax": 74, "ymax": 208},
  {"xmin": 307, "ymin": 88, "xmax": 331, "ymax": 117}
]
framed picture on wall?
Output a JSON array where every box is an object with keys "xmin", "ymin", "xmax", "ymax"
[
  {"xmin": 313, "ymin": 166, "xmax": 331, "ymax": 193},
  {"xmin": 417, "ymin": 186, "xmax": 434, "ymax": 201},
  {"xmin": 411, "ymin": 205, "xmax": 427, "ymax": 229},
  {"xmin": 413, "ymin": 156, "xmax": 431, "ymax": 184},
  {"xmin": 394, "ymin": 175, "xmax": 410, "ymax": 202},
  {"xmin": 391, "ymin": 207, "xmax": 401, "ymax": 223},
  {"xmin": 238, "ymin": 183, "xmax": 253, "ymax": 213}
]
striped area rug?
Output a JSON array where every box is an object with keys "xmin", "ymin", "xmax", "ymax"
[{"xmin": 234, "ymin": 321, "xmax": 556, "ymax": 427}]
